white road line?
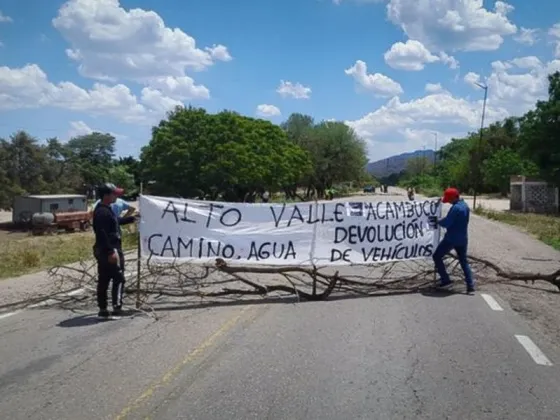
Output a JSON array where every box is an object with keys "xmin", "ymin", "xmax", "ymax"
[
  {"xmin": 28, "ymin": 288, "xmax": 86, "ymax": 309},
  {"xmin": 515, "ymin": 335, "xmax": 554, "ymax": 366},
  {"xmin": 0, "ymin": 310, "xmax": 22, "ymax": 320},
  {"xmin": 480, "ymin": 293, "xmax": 504, "ymax": 311},
  {"xmin": 0, "ymin": 288, "xmax": 87, "ymax": 321}
]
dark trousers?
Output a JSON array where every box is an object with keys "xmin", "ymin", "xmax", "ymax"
[
  {"xmin": 432, "ymin": 239, "xmax": 474, "ymax": 288},
  {"xmin": 95, "ymin": 248, "xmax": 125, "ymax": 310}
]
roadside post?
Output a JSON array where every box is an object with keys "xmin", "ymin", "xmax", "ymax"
[{"xmin": 135, "ymin": 182, "xmax": 142, "ymax": 309}]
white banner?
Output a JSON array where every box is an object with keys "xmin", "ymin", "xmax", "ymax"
[{"xmin": 139, "ymin": 195, "xmax": 442, "ymax": 266}]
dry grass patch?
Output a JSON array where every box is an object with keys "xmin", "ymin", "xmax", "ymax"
[
  {"xmin": 474, "ymin": 207, "xmax": 560, "ymax": 250},
  {"xmin": 0, "ymin": 228, "xmax": 138, "ymax": 279}
]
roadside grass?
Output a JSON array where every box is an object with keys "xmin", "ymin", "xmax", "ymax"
[
  {"xmin": 416, "ymin": 186, "xmax": 442, "ymax": 198},
  {"xmin": 0, "ymin": 227, "xmax": 138, "ymax": 279},
  {"xmin": 1, "ymin": 189, "xmax": 367, "ymax": 279},
  {"xmin": 474, "ymin": 207, "xmax": 560, "ymax": 250}
]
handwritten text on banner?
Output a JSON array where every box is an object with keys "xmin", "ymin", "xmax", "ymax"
[{"xmin": 139, "ymin": 195, "xmax": 442, "ymax": 266}]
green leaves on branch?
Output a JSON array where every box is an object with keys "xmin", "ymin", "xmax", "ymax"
[
  {"xmin": 281, "ymin": 113, "xmax": 369, "ymax": 197},
  {"xmin": 141, "ymin": 107, "xmax": 313, "ymax": 201},
  {"xmin": 141, "ymin": 108, "xmax": 369, "ymax": 201}
]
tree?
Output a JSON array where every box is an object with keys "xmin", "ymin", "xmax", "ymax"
[
  {"xmin": 141, "ymin": 106, "xmax": 312, "ymax": 201},
  {"xmin": 117, "ymin": 156, "xmax": 141, "ymax": 186},
  {"xmin": 406, "ymin": 156, "xmax": 433, "ymax": 177},
  {"xmin": 66, "ymin": 132, "xmax": 116, "ymax": 187},
  {"xmin": 482, "ymin": 148, "xmax": 539, "ymax": 196},
  {"xmin": 519, "ymin": 71, "xmax": 560, "ymax": 185},
  {"xmin": 108, "ymin": 165, "xmax": 136, "ymax": 193},
  {"xmin": 282, "ymin": 114, "xmax": 369, "ymax": 198}
]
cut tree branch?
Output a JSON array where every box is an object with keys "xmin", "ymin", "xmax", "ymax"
[{"xmin": 34, "ymin": 251, "xmax": 560, "ymax": 317}]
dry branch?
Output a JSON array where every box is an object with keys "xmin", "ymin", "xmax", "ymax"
[{"xmin": 32, "ymin": 249, "xmax": 559, "ymax": 316}]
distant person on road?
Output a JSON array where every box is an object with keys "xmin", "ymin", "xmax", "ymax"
[
  {"xmin": 407, "ymin": 187, "xmax": 415, "ymax": 201},
  {"xmin": 92, "ymin": 183, "xmax": 136, "ymax": 319},
  {"xmin": 429, "ymin": 187, "xmax": 475, "ymax": 294}
]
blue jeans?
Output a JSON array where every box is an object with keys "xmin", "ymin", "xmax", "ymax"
[{"xmin": 432, "ymin": 239, "xmax": 474, "ymax": 288}]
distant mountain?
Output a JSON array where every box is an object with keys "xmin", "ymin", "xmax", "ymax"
[{"xmin": 367, "ymin": 149, "xmax": 435, "ymax": 179}]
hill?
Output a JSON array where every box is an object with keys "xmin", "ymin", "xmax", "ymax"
[{"xmin": 367, "ymin": 149, "xmax": 435, "ymax": 178}]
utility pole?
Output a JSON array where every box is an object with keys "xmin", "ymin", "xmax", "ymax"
[
  {"xmin": 433, "ymin": 132, "xmax": 438, "ymax": 168},
  {"xmin": 136, "ymin": 180, "xmax": 155, "ymax": 308},
  {"xmin": 473, "ymin": 81, "xmax": 488, "ymax": 210},
  {"xmin": 422, "ymin": 145, "xmax": 426, "ymax": 176}
]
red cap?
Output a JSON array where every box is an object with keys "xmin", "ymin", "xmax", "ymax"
[
  {"xmin": 442, "ymin": 187, "xmax": 459, "ymax": 203},
  {"xmin": 114, "ymin": 187, "xmax": 124, "ymax": 196}
]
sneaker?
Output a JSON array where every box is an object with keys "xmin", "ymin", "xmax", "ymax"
[
  {"xmin": 111, "ymin": 306, "xmax": 123, "ymax": 317},
  {"xmin": 437, "ymin": 281, "xmax": 453, "ymax": 289},
  {"xmin": 466, "ymin": 286, "xmax": 475, "ymax": 294},
  {"xmin": 98, "ymin": 309, "xmax": 110, "ymax": 319}
]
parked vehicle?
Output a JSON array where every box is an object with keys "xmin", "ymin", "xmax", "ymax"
[
  {"xmin": 13, "ymin": 194, "xmax": 88, "ymax": 225},
  {"xmin": 30, "ymin": 211, "xmax": 92, "ymax": 235},
  {"xmin": 12, "ymin": 194, "xmax": 91, "ymax": 235}
]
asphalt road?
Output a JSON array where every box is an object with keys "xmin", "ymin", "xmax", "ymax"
[{"xmin": 1, "ymin": 288, "xmax": 559, "ymax": 420}]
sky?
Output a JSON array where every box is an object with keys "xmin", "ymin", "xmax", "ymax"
[{"xmin": 1, "ymin": 0, "xmax": 560, "ymax": 162}]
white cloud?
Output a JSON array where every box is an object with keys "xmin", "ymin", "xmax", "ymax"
[
  {"xmin": 491, "ymin": 60, "xmax": 512, "ymax": 72},
  {"xmin": 463, "ymin": 71, "xmax": 481, "ymax": 88},
  {"xmin": 0, "ymin": 11, "xmax": 12, "ymax": 23},
  {"xmin": 513, "ymin": 27, "xmax": 539, "ymax": 46},
  {"xmin": 345, "ymin": 52, "xmax": 560, "ymax": 160},
  {"xmin": 425, "ymin": 83, "xmax": 443, "ymax": 93},
  {"xmin": 345, "ymin": 60, "xmax": 403, "ymax": 97},
  {"xmin": 68, "ymin": 121, "xmax": 95, "ymax": 137},
  {"xmin": 52, "ymin": 0, "xmax": 231, "ymax": 83},
  {"xmin": 383, "ymin": 40, "xmax": 439, "ymax": 71},
  {"xmin": 0, "ymin": 64, "xmax": 184, "ymax": 125},
  {"xmin": 469, "ymin": 57, "xmax": 560, "ymax": 116},
  {"xmin": 550, "ymin": 23, "xmax": 560, "ymax": 58},
  {"xmin": 439, "ymin": 52, "xmax": 459, "ymax": 70},
  {"xmin": 144, "ymin": 76, "xmax": 210, "ymax": 101},
  {"xmin": 386, "ymin": 0, "xmax": 517, "ymax": 52},
  {"xmin": 550, "ymin": 23, "xmax": 560, "ymax": 39},
  {"xmin": 276, "ymin": 80, "xmax": 312, "ymax": 99},
  {"xmin": 256, "ymin": 104, "xmax": 281, "ymax": 117},
  {"xmin": 67, "ymin": 120, "xmax": 127, "ymax": 141},
  {"xmin": 140, "ymin": 88, "xmax": 183, "ymax": 113},
  {"xmin": 345, "ymin": 90, "xmax": 509, "ymax": 160},
  {"xmin": 509, "ymin": 56, "xmax": 542, "ymax": 69},
  {"xmin": 205, "ymin": 44, "xmax": 233, "ymax": 62}
]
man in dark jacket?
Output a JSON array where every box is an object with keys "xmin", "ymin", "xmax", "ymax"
[
  {"xmin": 429, "ymin": 187, "xmax": 475, "ymax": 294},
  {"xmin": 92, "ymin": 183, "xmax": 136, "ymax": 318}
]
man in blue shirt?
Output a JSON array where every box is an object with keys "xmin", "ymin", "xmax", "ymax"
[
  {"xmin": 93, "ymin": 197, "xmax": 135, "ymax": 219},
  {"xmin": 429, "ymin": 187, "xmax": 475, "ymax": 294}
]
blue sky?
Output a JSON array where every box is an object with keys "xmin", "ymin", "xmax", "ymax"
[{"xmin": 1, "ymin": 0, "xmax": 560, "ymax": 162}]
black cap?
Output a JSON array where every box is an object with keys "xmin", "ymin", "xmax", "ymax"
[{"xmin": 96, "ymin": 183, "xmax": 124, "ymax": 198}]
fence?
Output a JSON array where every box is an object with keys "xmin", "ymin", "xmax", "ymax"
[{"xmin": 509, "ymin": 176, "xmax": 559, "ymax": 214}]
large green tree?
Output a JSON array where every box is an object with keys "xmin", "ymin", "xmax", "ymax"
[
  {"xmin": 281, "ymin": 113, "xmax": 369, "ymax": 197},
  {"xmin": 482, "ymin": 148, "xmax": 539, "ymax": 196},
  {"xmin": 140, "ymin": 106, "xmax": 312, "ymax": 201},
  {"xmin": 66, "ymin": 132, "xmax": 116, "ymax": 187}
]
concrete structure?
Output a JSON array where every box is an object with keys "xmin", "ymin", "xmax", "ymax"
[
  {"xmin": 12, "ymin": 194, "xmax": 88, "ymax": 224},
  {"xmin": 509, "ymin": 176, "xmax": 558, "ymax": 214}
]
